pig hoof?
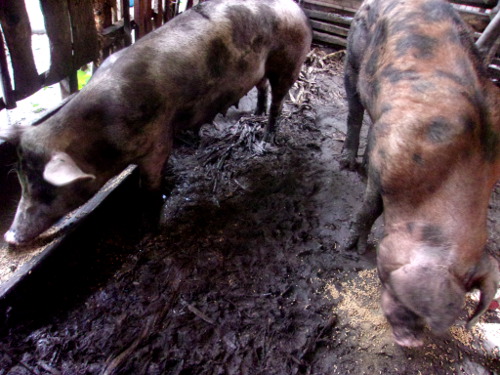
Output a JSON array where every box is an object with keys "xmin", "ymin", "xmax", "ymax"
[
  {"xmin": 263, "ymin": 132, "xmax": 276, "ymax": 144},
  {"xmin": 339, "ymin": 155, "xmax": 357, "ymax": 171},
  {"xmin": 394, "ymin": 335, "xmax": 424, "ymax": 348}
]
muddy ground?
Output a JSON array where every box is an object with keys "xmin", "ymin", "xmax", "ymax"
[{"xmin": 0, "ymin": 49, "xmax": 499, "ymax": 375}]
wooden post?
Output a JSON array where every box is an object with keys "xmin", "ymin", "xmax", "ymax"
[
  {"xmin": 0, "ymin": 0, "xmax": 41, "ymax": 99},
  {"xmin": 134, "ymin": 0, "xmax": 153, "ymax": 39},
  {"xmin": 59, "ymin": 71, "xmax": 78, "ymax": 99},
  {"xmin": 153, "ymin": 0, "xmax": 163, "ymax": 28},
  {"xmin": 121, "ymin": 0, "xmax": 132, "ymax": 46},
  {"xmin": 39, "ymin": 0, "xmax": 73, "ymax": 85},
  {"xmin": 0, "ymin": 31, "xmax": 15, "ymax": 109},
  {"xmin": 164, "ymin": 0, "xmax": 174, "ymax": 22}
]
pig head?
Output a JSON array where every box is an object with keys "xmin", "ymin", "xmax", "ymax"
[
  {"xmin": 0, "ymin": 0, "xmax": 312, "ymax": 246},
  {"xmin": 342, "ymin": 0, "xmax": 500, "ymax": 346}
]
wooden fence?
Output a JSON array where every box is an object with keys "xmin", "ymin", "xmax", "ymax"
[
  {"xmin": 0, "ymin": 0, "xmax": 499, "ymax": 112},
  {"xmin": 0, "ymin": 0, "xmax": 205, "ymax": 112}
]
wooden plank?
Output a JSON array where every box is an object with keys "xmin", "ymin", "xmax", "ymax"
[
  {"xmin": 450, "ymin": 0, "xmax": 498, "ymax": 9},
  {"xmin": 39, "ymin": 0, "xmax": 73, "ymax": 85},
  {"xmin": 68, "ymin": 0, "xmax": 100, "ymax": 70},
  {"xmin": 134, "ymin": 0, "xmax": 153, "ymax": 39},
  {"xmin": 0, "ymin": 0, "xmax": 40, "ymax": 98},
  {"xmin": 0, "ymin": 31, "xmax": 15, "ymax": 109},
  {"xmin": 310, "ymin": 19, "xmax": 349, "ymax": 37},
  {"xmin": 153, "ymin": 0, "xmax": 163, "ymax": 28},
  {"xmin": 303, "ymin": 0, "xmax": 358, "ymax": 13},
  {"xmin": 313, "ymin": 30, "xmax": 348, "ymax": 47},
  {"xmin": 304, "ymin": 9, "xmax": 353, "ymax": 26}
]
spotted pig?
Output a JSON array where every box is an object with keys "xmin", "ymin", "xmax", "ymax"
[
  {"xmin": 341, "ymin": 0, "xmax": 500, "ymax": 347},
  {"xmin": 0, "ymin": 0, "xmax": 312, "ymax": 245}
]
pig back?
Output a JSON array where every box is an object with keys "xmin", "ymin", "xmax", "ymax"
[{"xmin": 86, "ymin": 0, "xmax": 312, "ymax": 134}]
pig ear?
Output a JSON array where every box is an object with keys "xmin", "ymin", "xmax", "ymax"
[
  {"xmin": 0, "ymin": 124, "xmax": 28, "ymax": 145},
  {"xmin": 43, "ymin": 152, "xmax": 96, "ymax": 187}
]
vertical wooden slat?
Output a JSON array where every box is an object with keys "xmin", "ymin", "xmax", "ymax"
[
  {"xmin": 68, "ymin": 0, "xmax": 100, "ymax": 70},
  {"xmin": 164, "ymin": 0, "xmax": 174, "ymax": 22},
  {"xmin": 39, "ymin": 0, "xmax": 73, "ymax": 85},
  {"xmin": 134, "ymin": 0, "xmax": 153, "ymax": 39},
  {"xmin": 153, "ymin": 0, "xmax": 163, "ymax": 28},
  {"xmin": 122, "ymin": 0, "xmax": 132, "ymax": 46},
  {"xmin": 0, "ymin": 31, "xmax": 15, "ymax": 109},
  {"xmin": 0, "ymin": 0, "xmax": 40, "ymax": 98}
]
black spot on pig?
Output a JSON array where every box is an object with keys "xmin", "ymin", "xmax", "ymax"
[
  {"xmin": 460, "ymin": 114, "xmax": 475, "ymax": 133},
  {"xmin": 436, "ymin": 69, "xmax": 469, "ymax": 88},
  {"xmin": 412, "ymin": 80, "xmax": 435, "ymax": 94},
  {"xmin": 427, "ymin": 117, "xmax": 453, "ymax": 143},
  {"xmin": 381, "ymin": 65, "xmax": 420, "ymax": 83},
  {"xmin": 421, "ymin": 224, "xmax": 446, "ymax": 247},
  {"xmin": 413, "ymin": 153, "xmax": 424, "ymax": 165},
  {"xmin": 206, "ymin": 38, "xmax": 231, "ymax": 78},
  {"xmin": 396, "ymin": 33, "xmax": 438, "ymax": 59}
]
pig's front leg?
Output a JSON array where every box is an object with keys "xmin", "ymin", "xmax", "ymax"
[
  {"xmin": 345, "ymin": 175, "xmax": 383, "ymax": 253},
  {"xmin": 137, "ymin": 130, "xmax": 174, "ymax": 230},
  {"xmin": 340, "ymin": 62, "xmax": 364, "ymax": 171}
]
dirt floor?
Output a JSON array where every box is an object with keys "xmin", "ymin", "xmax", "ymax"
[{"xmin": 0, "ymin": 49, "xmax": 499, "ymax": 375}]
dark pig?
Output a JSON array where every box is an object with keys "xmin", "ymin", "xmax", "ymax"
[
  {"xmin": 341, "ymin": 0, "xmax": 500, "ymax": 347},
  {"xmin": 0, "ymin": 0, "xmax": 312, "ymax": 245}
]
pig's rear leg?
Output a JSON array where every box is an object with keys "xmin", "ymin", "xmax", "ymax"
[
  {"xmin": 254, "ymin": 78, "xmax": 269, "ymax": 116},
  {"xmin": 263, "ymin": 60, "xmax": 302, "ymax": 142},
  {"xmin": 340, "ymin": 63, "xmax": 364, "ymax": 171},
  {"xmin": 345, "ymin": 174, "xmax": 383, "ymax": 253}
]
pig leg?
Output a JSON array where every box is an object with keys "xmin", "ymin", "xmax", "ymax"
[
  {"xmin": 340, "ymin": 62, "xmax": 364, "ymax": 171},
  {"xmin": 137, "ymin": 130, "xmax": 174, "ymax": 230},
  {"xmin": 254, "ymin": 78, "xmax": 269, "ymax": 116},
  {"xmin": 263, "ymin": 55, "xmax": 302, "ymax": 142},
  {"xmin": 381, "ymin": 288, "xmax": 425, "ymax": 347},
  {"xmin": 345, "ymin": 174, "xmax": 383, "ymax": 253}
]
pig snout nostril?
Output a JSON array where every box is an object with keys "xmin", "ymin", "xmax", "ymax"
[{"xmin": 4, "ymin": 230, "xmax": 19, "ymax": 246}]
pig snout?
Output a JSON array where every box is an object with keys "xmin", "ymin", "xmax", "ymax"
[
  {"xmin": 3, "ymin": 198, "xmax": 58, "ymax": 246},
  {"xmin": 378, "ymin": 231, "xmax": 500, "ymax": 347}
]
